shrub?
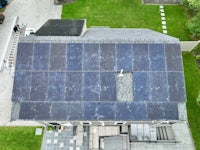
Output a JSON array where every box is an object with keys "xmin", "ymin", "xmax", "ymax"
[
  {"xmin": 197, "ymin": 93, "xmax": 200, "ymax": 105},
  {"xmin": 187, "ymin": 12, "xmax": 200, "ymax": 39}
]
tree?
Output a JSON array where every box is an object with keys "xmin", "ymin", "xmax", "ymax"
[
  {"xmin": 187, "ymin": 12, "xmax": 200, "ymax": 39},
  {"xmin": 187, "ymin": 0, "xmax": 200, "ymax": 8}
]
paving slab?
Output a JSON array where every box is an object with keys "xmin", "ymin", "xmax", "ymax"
[{"xmin": 143, "ymin": 0, "xmax": 182, "ymax": 4}]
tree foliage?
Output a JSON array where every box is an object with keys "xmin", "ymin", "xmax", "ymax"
[
  {"xmin": 183, "ymin": 0, "xmax": 200, "ymax": 39},
  {"xmin": 188, "ymin": 0, "xmax": 200, "ymax": 8},
  {"xmin": 187, "ymin": 12, "xmax": 200, "ymax": 38}
]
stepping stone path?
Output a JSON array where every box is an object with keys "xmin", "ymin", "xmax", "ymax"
[
  {"xmin": 160, "ymin": 5, "xmax": 167, "ymax": 34},
  {"xmin": 143, "ymin": 0, "xmax": 182, "ymax": 4}
]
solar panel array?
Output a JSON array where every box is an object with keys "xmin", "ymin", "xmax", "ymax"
[
  {"xmin": 12, "ymin": 42, "xmax": 186, "ymax": 121},
  {"xmin": 35, "ymin": 20, "xmax": 85, "ymax": 36}
]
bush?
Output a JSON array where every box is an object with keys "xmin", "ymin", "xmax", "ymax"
[
  {"xmin": 187, "ymin": 12, "xmax": 200, "ymax": 39},
  {"xmin": 183, "ymin": 0, "xmax": 200, "ymax": 16},
  {"xmin": 196, "ymin": 55, "xmax": 200, "ymax": 60},
  {"xmin": 197, "ymin": 93, "xmax": 200, "ymax": 105}
]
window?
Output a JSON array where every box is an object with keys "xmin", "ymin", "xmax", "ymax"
[
  {"xmin": 80, "ymin": 122, "xmax": 92, "ymax": 126},
  {"xmin": 114, "ymin": 122, "xmax": 127, "ymax": 125}
]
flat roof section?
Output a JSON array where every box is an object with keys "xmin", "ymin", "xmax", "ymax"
[{"xmin": 35, "ymin": 19, "xmax": 86, "ymax": 36}]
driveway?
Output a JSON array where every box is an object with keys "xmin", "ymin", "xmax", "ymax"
[{"xmin": 0, "ymin": 0, "xmax": 61, "ymax": 125}]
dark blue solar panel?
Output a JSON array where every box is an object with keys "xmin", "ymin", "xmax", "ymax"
[
  {"xmin": 15, "ymin": 43, "xmax": 33, "ymax": 70},
  {"xmin": 83, "ymin": 43, "xmax": 99, "ymax": 71},
  {"xmin": 150, "ymin": 72, "xmax": 168, "ymax": 101},
  {"xmin": 30, "ymin": 72, "xmax": 48, "ymax": 101},
  {"xmin": 20, "ymin": 102, "xmax": 51, "ymax": 120},
  {"xmin": 83, "ymin": 72, "xmax": 100, "ymax": 101},
  {"xmin": 51, "ymin": 43, "xmax": 66, "ymax": 57},
  {"xmin": 51, "ymin": 103, "xmax": 66, "ymax": 120},
  {"xmin": 147, "ymin": 103, "xmax": 178, "ymax": 120},
  {"xmin": 168, "ymin": 72, "xmax": 186, "ymax": 102},
  {"xmin": 49, "ymin": 56, "xmax": 66, "ymax": 70},
  {"xmin": 67, "ymin": 43, "xmax": 83, "ymax": 70},
  {"xmin": 115, "ymin": 102, "xmax": 146, "ymax": 120},
  {"xmin": 65, "ymin": 72, "xmax": 82, "ymax": 101},
  {"xmin": 83, "ymin": 102, "xmax": 115, "ymax": 120},
  {"xmin": 51, "ymin": 102, "xmax": 83, "ymax": 120},
  {"xmin": 134, "ymin": 72, "xmax": 150, "ymax": 101},
  {"xmin": 116, "ymin": 44, "xmax": 132, "ymax": 71},
  {"xmin": 133, "ymin": 44, "xmax": 149, "ymax": 71},
  {"xmin": 100, "ymin": 72, "xmax": 116, "ymax": 101},
  {"xmin": 19, "ymin": 102, "xmax": 35, "ymax": 119},
  {"xmin": 50, "ymin": 43, "xmax": 66, "ymax": 70},
  {"xmin": 48, "ymin": 72, "xmax": 65, "ymax": 101},
  {"xmin": 149, "ymin": 44, "xmax": 166, "ymax": 71},
  {"xmin": 100, "ymin": 44, "xmax": 116, "ymax": 71},
  {"xmin": 33, "ymin": 43, "xmax": 50, "ymax": 70},
  {"xmin": 34, "ymin": 102, "xmax": 51, "ymax": 120},
  {"xmin": 12, "ymin": 71, "xmax": 31, "ymax": 101},
  {"xmin": 165, "ymin": 44, "xmax": 183, "ymax": 71}
]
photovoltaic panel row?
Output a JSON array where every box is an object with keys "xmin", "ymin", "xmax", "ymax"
[
  {"xmin": 15, "ymin": 43, "xmax": 33, "ymax": 70},
  {"xmin": 100, "ymin": 43, "xmax": 116, "ymax": 71},
  {"xmin": 132, "ymin": 44, "xmax": 149, "ymax": 71},
  {"xmin": 50, "ymin": 43, "xmax": 66, "ymax": 70},
  {"xmin": 168, "ymin": 72, "xmax": 186, "ymax": 101},
  {"xmin": 15, "ymin": 43, "xmax": 183, "ymax": 72},
  {"xmin": 116, "ymin": 44, "xmax": 133, "ymax": 71},
  {"xmin": 147, "ymin": 103, "xmax": 178, "ymax": 120},
  {"xmin": 30, "ymin": 72, "xmax": 48, "ymax": 101},
  {"xmin": 12, "ymin": 71, "xmax": 31, "ymax": 101},
  {"xmin": 13, "ymin": 72, "xmax": 117, "ymax": 102},
  {"xmin": 19, "ymin": 102, "xmax": 178, "ymax": 120},
  {"xmin": 12, "ymin": 71, "xmax": 185, "ymax": 102},
  {"xmin": 134, "ymin": 72, "xmax": 186, "ymax": 102},
  {"xmin": 149, "ymin": 44, "xmax": 166, "ymax": 71},
  {"xmin": 165, "ymin": 44, "xmax": 183, "ymax": 71}
]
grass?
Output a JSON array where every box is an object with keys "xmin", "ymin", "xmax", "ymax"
[
  {"xmin": 165, "ymin": 5, "xmax": 192, "ymax": 41},
  {"xmin": 62, "ymin": 0, "xmax": 191, "ymax": 40},
  {"xmin": 0, "ymin": 127, "xmax": 43, "ymax": 150},
  {"xmin": 182, "ymin": 50, "xmax": 200, "ymax": 149},
  {"xmin": 62, "ymin": 0, "xmax": 162, "ymax": 31}
]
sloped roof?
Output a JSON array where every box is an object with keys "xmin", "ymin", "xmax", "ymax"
[{"xmin": 11, "ymin": 28, "xmax": 186, "ymax": 121}]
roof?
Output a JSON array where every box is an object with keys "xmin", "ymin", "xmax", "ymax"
[
  {"xmin": 11, "ymin": 28, "xmax": 186, "ymax": 121},
  {"xmin": 35, "ymin": 19, "xmax": 86, "ymax": 36},
  {"xmin": 21, "ymin": 27, "xmax": 179, "ymax": 43}
]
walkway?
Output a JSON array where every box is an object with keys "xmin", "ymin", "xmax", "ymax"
[
  {"xmin": 0, "ymin": 0, "xmax": 61, "ymax": 126},
  {"xmin": 41, "ymin": 126, "xmax": 89, "ymax": 150}
]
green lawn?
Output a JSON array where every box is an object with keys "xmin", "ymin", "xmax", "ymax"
[
  {"xmin": 165, "ymin": 6, "xmax": 191, "ymax": 41},
  {"xmin": 62, "ymin": 0, "xmax": 162, "ymax": 31},
  {"xmin": 62, "ymin": 0, "xmax": 191, "ymax": 40},
  {"xmin": 0, "ymin": 127, "xmax": 43, "ymax": 150},
  {"xmin": 182, "ymin": 51, "xmax": 200, "ymax": 149}
]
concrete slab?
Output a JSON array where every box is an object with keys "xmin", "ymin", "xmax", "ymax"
[
  {"xmin": 160, "ymin": 9, "xmax": 164, "ymax": 13},
  {"xmin": 163, "ymin": 30, "xmax": 167, "ymax": 34},
  {"xmin": 35, "ymin": 128, "xmax": 43, "ymax": 135},
  {"xmin": 161, "ymin": 17, "xmax": 166, "ymax": 20},
  {"xmin": 162, "ymin": 25, "xmax": 167, "ymax": 29},
  {"xmin": 161, "ymin": 13, "xmax": 165, "ymax": 16}
]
